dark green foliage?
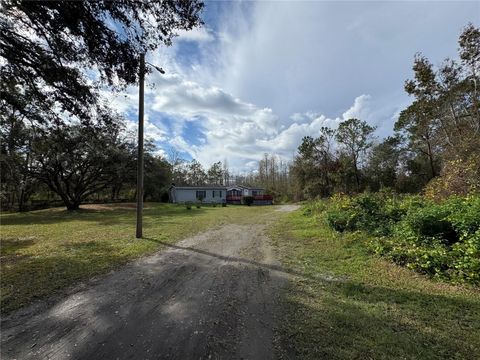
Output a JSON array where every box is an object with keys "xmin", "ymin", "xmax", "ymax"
[
  {"xmin": 326, "ymin": 209, "xmax": 353, "ymax": 232},
  {"xmin": 400, "ymin": 206, "xmax": 458, "ymax": 245},
  {"xmin": 325, "ymin": 191, "xmax": 404, "ymax": 236},
  {"xmin": 0, "ymin": 114, "xmax": 173, "ymax": 210},
  {"xmin": 0, "ymin": 0, "xmax": 204, "ymax": 127},
  {"xmin": 242, "ymin": 196, "xmax": 254, "ymax": 206},
  {"xmin": 321, "ymin": 193, "xmax": 480, "ymax": 284},
  {"xmin": 143, "ymin": 151, "xmax": 172, "ymax": 202},
  {"xmin": 160, "ymin": 192, "xmax": 170, "ymax": 203},
  {"xmin": 30, "ymin": 120, "xmax": 130, "ymax": 210}
]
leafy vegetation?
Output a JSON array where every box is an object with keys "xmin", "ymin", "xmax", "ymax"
[
  {"xmin": 0, "ymin": 203, "xmax": 275, "ymax": 314},
  {"xmin": 320, "ymin": 193, "xmax": 480, "ymax": 285},
  {"xmin": 0, "ymin": 0, "xmax": 204, "ymax": 128},
  {"xmin": 271, "ymin": 207, "xmax": 480, "ymax": 359},
  {"xmin": 242, "ymin": 195, "xmax": 254, "ymax": 206}
]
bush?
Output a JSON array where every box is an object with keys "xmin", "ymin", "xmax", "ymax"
[
  {"xmin": 242, "ymin": 196, "xmax": 254, "ymax": 206},
  {"xmin": 398, "ymin": 205, "xmax": 458, "ymax": 245},
  {"xmin": 447, "ymin": 196, "xmax": 480, "ymax": 236},
  {"xmin": 185, "ymin": 201, "xmax": 192, "ymax": 210},
  {"xmin": 325, "ymin": 192, "xmax": 405, "ymax": 236},
  {"xmin": 321, "ymin": 192, "xmax": 480, "ymax": 285},
  {"xmin": 326, "ymin": 209, "xmax": 354, "ymax": 232}
]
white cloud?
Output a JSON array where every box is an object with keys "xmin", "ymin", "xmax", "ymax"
[
  {"xmin": 143, "ymin": 68, "xmax": 376, "ymax": 170},
  {"xmin": 111, "ymin": 55, "xmax": 381, "ymax": 171},
  {"xmin": 176, "ymin": 27, "xmax": 215, "ymax": 43},
  {"xmin": 342, "ymin": 94, "xmax": 372, "ymax": 121},
  {"xmin": 124, "ymin": 118, "xmax": 166, "ymax": 142}
]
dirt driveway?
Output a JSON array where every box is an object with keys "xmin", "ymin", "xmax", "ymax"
[{"xmin": 1, "ymin": 205, "xmax": 299, "ymax": 360}]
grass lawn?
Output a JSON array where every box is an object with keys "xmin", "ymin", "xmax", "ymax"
[
  {"xmin": 0, "ymin": 203, "xmax": 275, "ymax": 314},
  {"xmin": 270, "ymin": 207, "xmax": 480, "ymax": 360}
]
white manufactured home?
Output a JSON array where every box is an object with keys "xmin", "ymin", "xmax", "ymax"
[{"xmin": 169, "ymin": 186, "xmax": 227, "ymax": 204}]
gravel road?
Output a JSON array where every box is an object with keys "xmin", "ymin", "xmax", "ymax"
[{"xmin": 1, "ymin": 206, "xmax": 299, "ymax": 360}]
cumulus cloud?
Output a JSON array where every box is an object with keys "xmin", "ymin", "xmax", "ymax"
[
  {"xmin": 176, "ymin": 27, "xmax": 215, "ymax": 43},
  {"xmin": 342, "ymin": 94, "xmax": 372, "ymax": 121},
  {"xmin": 109, "ymin": 59, "xmax": 382, "ymax": 170},
  {"xmin": 128, "ymin": 65, "xmax": 377, "ymax": 170}
]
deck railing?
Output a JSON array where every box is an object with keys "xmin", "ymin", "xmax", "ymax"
[{"xmin": 226, "ymin": 194, "xmax": 273, "ymax": 201}]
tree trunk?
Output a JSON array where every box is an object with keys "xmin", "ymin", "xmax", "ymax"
[
  {"xmin": 353, "ymin": 157, "xmax": 360, "ymax": 192},
  {"xmin": 18, "ymin": 188, "xmax": 26, "ymax": 212},
  {"xmin": 426, "ymin": 140, "xmax": 436, "ymax": 179},
  {"xmin": 66, "ymin": 202, "xmax": 81, "ymax": 211}
]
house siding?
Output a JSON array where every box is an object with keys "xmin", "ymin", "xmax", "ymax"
[{"xmin": 172, "ymin": 188, "xmax": 226, "ymax": 203}]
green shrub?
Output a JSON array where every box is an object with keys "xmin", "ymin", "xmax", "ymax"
[
  {"xmin": 320, "ymin": 192, "xmax": 480, "ymax": 285},
  {"xmin": 450, "ymin": 230, "xmax": 480, "ymax": 283},
  {"xmin": 185, "ymin": 201, "xmax": 192, "ymax": 210},
  {"xmin": 446, "ymin": 196, "xmax": 480, "ymax": 236},
  {"xmin": 242, "ymin": 196, "xmax": 254, "ymax": 206},
  {"xmin": 302, "ymin": 201, "xmax": 327, "ymax": 217},
  {"xmin": 398, "ymin": 204, "xmax": 458, "ymax": 245},
  {"xmin": 325, "ymin": 192, "xmax": 403, "ymax": 236},
  {"xmin": 326, "ymin": 209, "xmax": 353, "ymax": 232}
]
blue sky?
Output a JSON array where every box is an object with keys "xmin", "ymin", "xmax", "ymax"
[{"xmin": 108, "ymin": 1, "xmax": 480, "ymax": 172}]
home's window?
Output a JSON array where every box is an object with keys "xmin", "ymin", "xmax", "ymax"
[
  {"xmin": 196, "ymin": 190, "xmax": 206, "ymax": 200},
  {"xmin": 219, "ymin": 191, "xmax": 222, "ymax": 197},
  {"xmin": 252, "ymin": 190, "xmax": 258, "ymax": 196}
]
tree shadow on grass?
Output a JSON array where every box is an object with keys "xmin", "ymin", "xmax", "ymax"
[
  {"xmin": 0, "ymin": 207, "xmax": 130, "ymax": 226},
  {"xmin": 144, "ymin": 237, "xmax": 480, "ymax": 359},
  {"xmin": 0, "ymin": 241, "xmax": 138, "ymax": 315},
  {"xmin": 0, "ymin": 204, "xmax": 211, "ymax": 226},
  {"xmin": 143, "ymin": 237, "xmax": 324, "ymax": 281},
  {"xmin": 94, "ymin": 208, "xmax": 211, "ymax": 227},
  {"xmin": 279, "ymin": 277, "xmax": 480, "ymax": 360},
  {"xmin": 0, "ymin": 237, "xmax": 37, "ymax": 255},
  {"xmin": 2, "ymin": 247, "xmax": 478, "ymax": 360},
  {"xmin": 3, "ymin": 220, "xmax": 478, "ymax": 359}
]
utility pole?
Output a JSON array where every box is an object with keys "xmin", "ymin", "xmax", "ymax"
[{"xmin": 136, "ymin": 53, "xmax": 145, "ymax": 238}]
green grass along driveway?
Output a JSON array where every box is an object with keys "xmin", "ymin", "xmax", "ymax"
[
  {"xmin": 271, "ymin": 209, "xmax": 480, "ymax": 360},
  {"xmin": 0, "ymin": 203, "xmax": 276, "ymax": 314}
]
